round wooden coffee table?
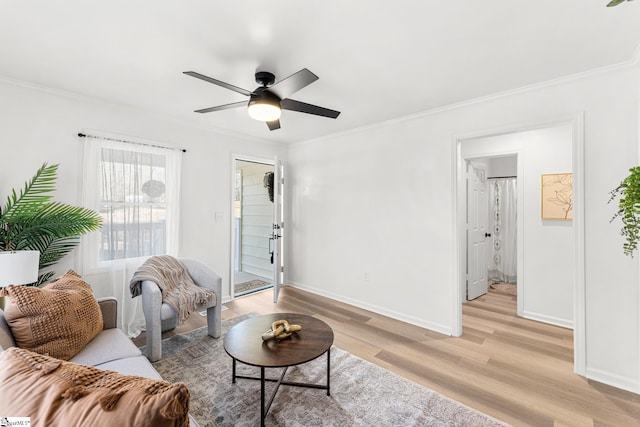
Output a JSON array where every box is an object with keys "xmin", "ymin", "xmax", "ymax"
[{"xmin": 224, "ymin": 313, "xmax": 334, "ymax": 426}]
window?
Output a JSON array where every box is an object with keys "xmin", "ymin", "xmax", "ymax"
[{"xmin": 82, "ymin": 135, "xmax": 181, "ymax": 267}]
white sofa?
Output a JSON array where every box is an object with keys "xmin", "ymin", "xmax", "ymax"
[{"xmin": 0, "ymin": 297, "xmax": 199, "ymax": 427}]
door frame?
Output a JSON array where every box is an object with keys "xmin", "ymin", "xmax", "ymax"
[
  {"xmin": 272, "ymin": 156, "xmax": 284, "ymax": 303},
  {"xmin": 230, "ymin": 153, "xmax": 276, "ymax": 301},
  {"xmin": 451, "ymin": 113, "xmax": 586, "ymax": 376}
]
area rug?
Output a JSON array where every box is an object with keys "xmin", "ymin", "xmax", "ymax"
[
  {"xmin": 489, "ymin": 282, "xmax": 517, "ymax": 296},
  {"xmin": 151, "ymin": 314, "xmax": 508, "ymax": 427},
  {"xmin": 234, "ymin": 279, "xmax": 271, "ymax": 296}
]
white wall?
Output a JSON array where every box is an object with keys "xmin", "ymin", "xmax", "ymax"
[
  {"xmin": 462, "ymin": 125, "xmax": 574, "ymax": 328},
  {"xmin": 0, "ymin": 79, "xmax": 287, "ymax": 302},
  {"xmin": 288, "ymin": 65, "xmax": 640, "ymax": 393},
  {"xmin": 487, "ymin": 155, "xmax": 517, "ymax": 178}
]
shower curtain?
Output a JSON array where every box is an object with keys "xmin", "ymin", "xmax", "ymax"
[{"xmin": 488, "ymin": 178, "xmax": 517, "ymax": 283}]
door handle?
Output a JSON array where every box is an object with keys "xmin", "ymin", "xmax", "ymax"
[
  {"xmin": 268, "ymin": 236, "xmax": 274, "ymax": 264},
  {"xmin": 485, "ymin": 232, "xmax": 492, "ymax": 238}
]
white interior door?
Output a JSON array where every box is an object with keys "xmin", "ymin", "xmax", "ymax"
[
  {"xmin": 467, "ymin": 161, "xmax": 489, "ymax": 300},
  {"xmin": 272, "ymin": 157, "xmax": 284, "ymax": 303}
]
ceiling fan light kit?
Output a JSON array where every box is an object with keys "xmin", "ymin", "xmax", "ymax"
[
  {"xmin": 184, "ymin": 68, "xmax": 340, "ymax": 131},
  {"xmin": 248, "ymin": 89, "xmax": 282, "ymax": 122},
  {"xmin": 248, "ymin": 101, "xmax": 281, "ymax": 122}
]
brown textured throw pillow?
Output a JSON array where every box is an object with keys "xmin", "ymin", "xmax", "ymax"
[
  {"xmin": 0, "ymin": 347, "xmax": 190, "ymax": 427},
  {"xmin": 0, "ymin": 270, "xmax": 104, "ymax": 360}
]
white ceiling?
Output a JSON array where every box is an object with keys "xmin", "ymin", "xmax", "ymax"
[{"xmin": 1, "ymin": 1, "xmax": 640, "ymax": 144}]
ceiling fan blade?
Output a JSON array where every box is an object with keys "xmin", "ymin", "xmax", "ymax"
[
  {"xmin": 194, "ymin": 101, "xmax": 247, "ymax": 114},
  {"xmin": 183, "ymin": 71, "xmax": 253, "ymax": 97},
  {"xmin": 266, "ymin": 119, "xmax": 281, "ymax": 131},
  {"xmin": 269, "ymin": 68, "xmax": 318, "ymax": 99},
  {"xmin": 280, "ymin": 98, "xmax": 340, "ymax": 119}
]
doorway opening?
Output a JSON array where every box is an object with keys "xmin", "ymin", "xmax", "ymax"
[
  {"xmin": 232, "ymin": 159, "xmax": 275, "ymax": 298},
  {"xmin": 454, "ymin": 115, "xmax": 585, "ymax": 375},
  {"xmin": 487, "ymin": 172, "xmax": 518, "ymax": 297},
  {"xmin": 466, "ymin": 156, "xmax": 518, "ymax": 302}
]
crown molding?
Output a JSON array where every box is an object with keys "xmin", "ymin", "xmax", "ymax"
[
  {"xmin": 0, "ymin": 75, "xmax": 284, "ymax": 148},
  {"xmin": 295, "ymin": 49, "xmax": 640, "ymax": 147},
  {"xmin": 3, "ymin": 40, "xmax": 639, "ymax": 151}
]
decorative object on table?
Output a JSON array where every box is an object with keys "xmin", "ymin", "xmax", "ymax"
[
  {"xmin": 261, "ymin": 319, "xmax": 302, "ymax": 341},
  {"xmin": 609, "ymin": 166, "xmax": 640, "ymax": 256},
  {"xmin": 541, "ymin": 173, "xmax": 573, "ymax": 220},
  {"xmin": 0, "ymin": 163, "xmax": 102, "ymax": 285}
]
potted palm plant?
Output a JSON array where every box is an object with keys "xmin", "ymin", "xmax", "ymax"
[{"xmin": 0, "ymin": 163, "xmax": 102, "ymax": 284}]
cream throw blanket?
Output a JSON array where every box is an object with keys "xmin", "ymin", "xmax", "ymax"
[{"xmin": 129, "ymin": 255, "xmax": 215, "ymax": 324}]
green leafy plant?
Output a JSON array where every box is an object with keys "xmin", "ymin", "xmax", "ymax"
[
  {"xmin": 607, "ymin": 0, "xmax": 635, "ymax": 6},
  {"xmin": 609, "ymin": 166, "xmax": 640, "ymax": 256},
  {"xmin": 0, "ymin": 163, "xmax": 102, "ymax": 284}
]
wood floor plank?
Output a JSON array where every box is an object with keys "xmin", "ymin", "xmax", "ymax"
[
  {"xmin": 142, "ymin": 286, "xmax": 640, "ymax": 426},
  {"xmin": 375, "ymin": 349, "xmax": 555, "ymax": 426},
  {"xmin": 430, "ymin": 338, "xmax": 492, "ymax": 365},
  {"xmin": 463, "ymin": 315, "xmax": 572, "ymax": 350}
]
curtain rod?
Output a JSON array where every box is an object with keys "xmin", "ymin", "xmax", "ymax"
[
  {"xmin": 77, "ymin": 132, "xmax": 186, "ymax": 153},
  {"xmin": 488, "ymin": 176, "xmax": 517, "ymax": 179}
]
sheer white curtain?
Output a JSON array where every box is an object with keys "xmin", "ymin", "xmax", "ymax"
[
  {"xmin": 80, "ymin": 135, "xmax": 182, "ymax": 337},
  {"xmin": 488, "ymin": 178, "xmax": 517, "ymax": 283}
]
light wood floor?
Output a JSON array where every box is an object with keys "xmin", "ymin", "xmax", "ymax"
[{"xmin": 139, "ymin": 286, "xmax": 640, "ymax": 426}]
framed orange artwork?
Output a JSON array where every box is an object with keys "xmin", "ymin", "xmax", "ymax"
[{"xmin": 541, "ymin": 173, "xmax": 573, "ymax": 220}]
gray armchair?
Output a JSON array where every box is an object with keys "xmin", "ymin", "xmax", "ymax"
[{"xmin": 141, "ymin": 258, "xmax": 222, "ymax": 362}]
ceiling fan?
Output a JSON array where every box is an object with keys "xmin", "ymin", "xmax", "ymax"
[{"xmin": 183, "ymin": 68, "xmax": 340, "ymax": 131}]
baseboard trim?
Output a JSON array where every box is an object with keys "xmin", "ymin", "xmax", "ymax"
[
  {"xmin": 288, "ymin": 281, "xmax": 453, "ymax": 336},
  {"xmin": 586, "ymin": 367, "xmax": 639, "ymax": 394},
  {"xmin": 522, "ymin": 310, "xmax": 573, "ymax": 330}
]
